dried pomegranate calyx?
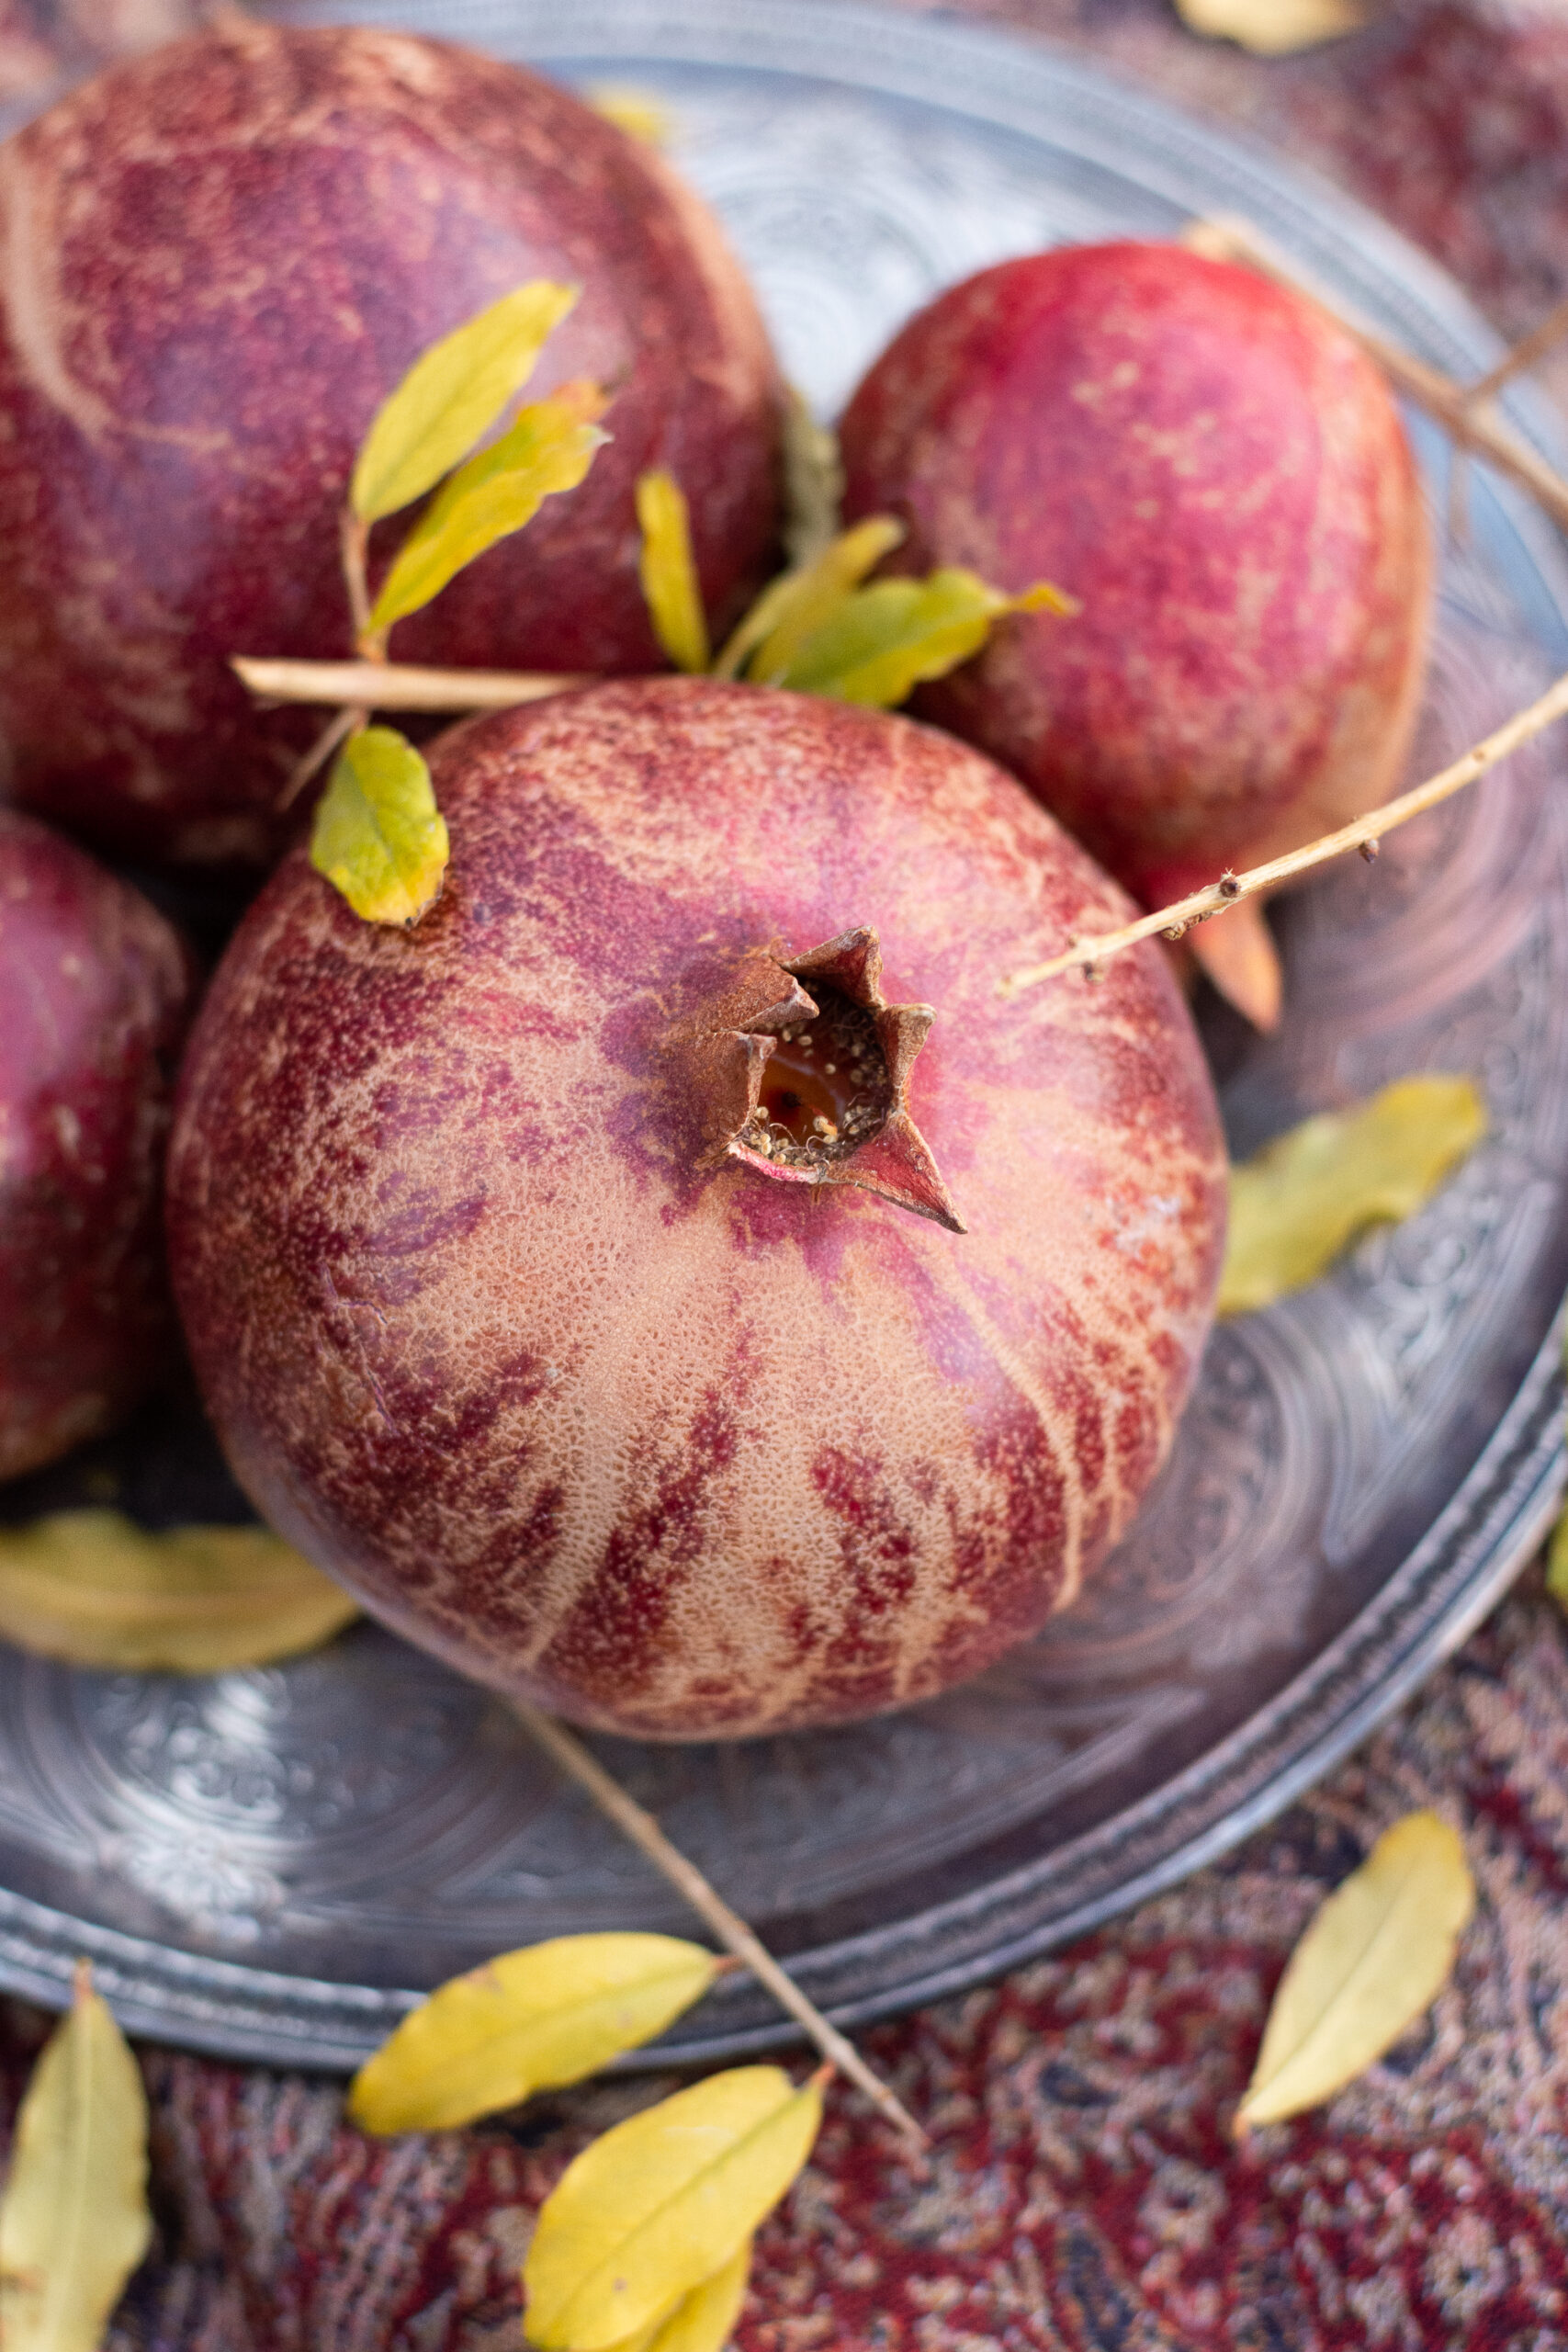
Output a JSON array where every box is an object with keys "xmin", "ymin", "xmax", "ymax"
[{"xmin": 693, "ymin": 926, "xmax": 964, "ymax": 1233}]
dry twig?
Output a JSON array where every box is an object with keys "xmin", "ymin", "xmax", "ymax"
[{"xmin": 235, "ymin": 656, "xmax": 587, "ymax": 713}]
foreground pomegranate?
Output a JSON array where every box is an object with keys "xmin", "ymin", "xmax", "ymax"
[
  {"xmin": 0, "ymin": 811, "xmax": 193, "ymax": 1479},
  {"xmin": 840, "ymin": 243, "xmax": 1431, "ymax": 998},
  {"xmin": 168, "ymin": 682, "xmax": 1226, "ymax": 1740},
  {"xmin": 0, "ymin": 23, "xmax": 782, "ymax": 868}
]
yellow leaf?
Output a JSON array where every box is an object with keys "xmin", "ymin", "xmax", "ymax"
[
  {"xmin": 1176, "ymin": 0, "xmax": 1365, "ymax": 54},
  {"xmin": 585, "ymin": 85, "xmax": 673, "ymax": 145},
  {"xmin": 351, "ymin": 280, "xmax": 581, "ymax": 523},
  {"xmin": 349, "ymin": 1934, "xmax": 719, "ymax": 2135},
  {"xmin": 369, "ymin": 384, "xmax": 610, "ymax": 634},
  {"xmin": 1219, "ymin": 1074, "xmax": 1487, "ymax": 1317},
  {"xmin": 716, "ymin": 515, "xmax": 905, "ymax": 685},
  {"xmin": 0, "ymin": 1510, "xmax": 357, "ymax": 1673},
  {"xmin": 1236, "ymin": 1811, "xmax": 1474, "ymax": 2131},
  {"xmin": 636, "ymin": 470, "xmax": 711, "ymax": 673},
  {"xmin": 775, "ymin": 565, "xmax": 1073, "ymax": 707},
  {"xmin": 310, "ymin": 727, "xmax": 449, "ymax": 928},
  {"xmin": 523, "ymin": 2064, "xmax": 822, "ymax": 2352},
  {"xmin": 606, "ymin": 2239, "xmax": 752, "ymax": 2352},
  {"xmin": 780, "ymin": 387, "xmax": 843, "ymax": 569},
  {"xmin": 0, "ymin": 1962, "xmax": 151, "ymax": 2352},
  {"xmin": 1547, "ymin": 1506, "xmax": 1568, "ymax": 1615}
]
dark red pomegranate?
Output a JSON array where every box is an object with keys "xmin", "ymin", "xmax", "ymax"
[
  {"xmin": 0, "ymin": 22, "xmax": 783, "ymax": 868},
  {"xmin": 840, "ymin": 242, "xmax": 1431, "ymax": 922},
  {"xmin": 167, "ymin": 680, "xmax": 1225, "ymax": 1741},
  {"xmin": 0, "ymin": 810, "xmax": 193, "ymax": 1479}
]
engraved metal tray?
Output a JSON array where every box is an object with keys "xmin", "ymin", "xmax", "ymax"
[{"xmin": 2, "ymin": 0, "xmax": 1567, "ymax": 2068}]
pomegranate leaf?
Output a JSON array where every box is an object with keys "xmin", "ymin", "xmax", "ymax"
[
  {"xmin": 781, "ymin": 389, "xmax": 844, "ymax": 568},
  {"xmin": 1219, "ymin": 1074, "xmax": 1486, "ymax": 1317},
  {"xmin": 1175, "ymin": 0, "xmax": 1365, "ymax": 56},
  {"xmin": 636, "ymin": 469, "xmax": 711, "ymax": 673},
  {"xmin": 1549, "ymin": 1504, "xmax": 1568, "ymax": 1615},
  {"xmin": 775, "ymin": 566, "xmax": 1074, "ymax": 707},
  {"xmin": 0, "ymin": 1962, "xmax": 151, "ymax": 2352},
  {"xmin": 718, "ymin": 514, "xmax": 905, "ymax": 684},
  {"xmin": 0, "ymin": 1510, "xmax": 356, "ymax": 1673},
  {"xmin": 349, "ymin": 1934, "xmax": 719, "ymax": 2135},
  {"xmin": 310, "ymin": 726, "xmax": 449, "ymax": 928},
  {"xmin": 609, "ymin": 2239, "xmax": 753, "ymax": 2352},
  {"xmin": 350, "ymin": 280, "xmax": 581, "ymax": 524},
  {"xmin": 523, "ymin": 2064, "xmax": 822, "ymax": 2351},
  {"xmin": 585, "ymin": 84, "xmax": 673, "ymax": 145},
  {"xmin": 1235, "ymin": 1812, "xmax": 1473, "ymax": 2131},
  {"xmin": 369, "ymin": 383, "xmax": 609, "ymax": 634}
]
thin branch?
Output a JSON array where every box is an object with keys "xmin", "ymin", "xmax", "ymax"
[
  {"xmin": 1182, "ymin": 216, "xmax": 1568, "ymax": 537},
  {"xmin": 999, "ymin": 665, "xmax": 1568, "ymax": 998},
  {"xmin": 340, "ymin": 510, "xmax": 374, "ymax": 646},
  {"xmin": 512, "ymin": 1702, "xmax": 929, "ymax": 2150},
  {"xmin": 276, "ymin": 702, "xmax": 363, "ymax": 811},
  {"xmin": 1463, "ymin": 291, "xmax": 1568, "ymax": 406},
  {"xmin": 233, "ymin": 657, "xmax": 590, "ymax": 713}
]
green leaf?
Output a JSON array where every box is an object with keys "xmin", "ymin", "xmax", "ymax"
[
  {"xmin": 1235, "ymin": 1812, "xmax": 1474, "ymax": 2130},
  {"xmin": 716, "ymin": 514, "xmax": 904, "ymax": 684},
  {"xmin": 0, "ymin": 1510, "xmax": 356, "ymax": 1673},
  {"xmin": 351, "ymin": 280, "xmax": 581, "ymax": 523},
  {"xmin": 1547, "ymin": 1504, "xmax": 1568, "ymax": 1614},
  {"xmin": 636, "ymin": 469, "xmax": 711, "ymax": 673},
  {"xmin": 0, "ymin": 1962, "xmax": 152, "ymax": 2352},
  {"xmin": 780, "ymin": 387, "xmax": 843, "ymax": 569},
  {"xmin": 775, "ymin": 565, "xmax": 1073, "ymax": 707},
  {"xmin": 310, "ymin": 727, "xmax": 449, "ymax": 928},
  {"xmin": 610, "ymin": 2240, "xmax": 752, "ymax": 2352},
  {"xmin": 523, "ymin": 2064, "xmax": 822, "ymax": 2351},
  {"xmin": 349, "ymin": 1935, "xmax": 719, "ymax": 2136},
  {"xmin": 1219, "ymin": 1074, "xmax": 1488, "ymax": 1317},
  {"xmin": 368, "ymin": 383, "xmax": 609, "ymax": 634}
]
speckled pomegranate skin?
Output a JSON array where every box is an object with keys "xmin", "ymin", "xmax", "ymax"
[
  {"xmin": 0, "ymin": 809, "xmax": 192, "ymax": 1478},
  {"xmin": 840, "ymin": 243, "xmax": 1432, "ymax": 909},
  {"xmin": 167, "ymin": 680, "xmax": 1226, "ymax": 1740},
  {"xmin": 0, "ymin": 24, "xmax": 782, "ymax": 868}
]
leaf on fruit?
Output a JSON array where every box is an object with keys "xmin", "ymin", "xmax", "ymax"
[
  {"xmin": 523, "ymin": 2064, "xmax": 823, "ymax": 2351},
  {"xmin": 781, "ymin": 388, "xmax": 843, "ymax": 568},
  {"xmin": 0, "ymin": 1961, "xmax": 151, "ymax": 2352},
  {"xmin": 1219, "ymin": 1075, "xmax": 1487, "ymax": 1317},
  {"xmin": 0, "ymin": 1510, "xmax": 357, "ymax": 1674},
  {"xmin": 1235, "ymin": 1812, "xmax": 1473, "ymax": 2132},
  {"xmin": 716, "ymin": 514, "xmax": 905, "ymax": 684},
  {"xmin": 369, "ymin": 382, "xmax": 610, "ymax": 633},
  {"xmin": 608, "ymin": 2239, "xmax": 753, "ymax": 2352},
  {"xmin": 1174, "ymin": 0, "xmax": 1365, "ymax": 55},
  {"xmin": 351, "ymin": 279, "xmax": 581, "ymax": 523},
  {"xmin": 636, "ymin": 469, "xmax": 711, "ymax": 673},
  {"xmin": 311, "ymin": 727, "xmax": 449, "ymax": 928},
  {"xmin": 349, "ymin": 1934, "xmax": 719, "ymax": 2136},
  {"xmin": 774, "ymin": 565, "xmax": 1076, "ymax": 708},
  {"xmin": 586, "ymin": 83, "xmax": 673, "ymax": 145}
]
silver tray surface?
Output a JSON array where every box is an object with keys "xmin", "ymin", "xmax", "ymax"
[{"xmin": 2, "ymin": 0, "xmax": 1566, "ymax": 2069}]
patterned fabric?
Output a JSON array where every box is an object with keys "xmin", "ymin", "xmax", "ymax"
[{"xmin": 2, "ymin": 1, "xmax": 1568, "ymax": 2344}]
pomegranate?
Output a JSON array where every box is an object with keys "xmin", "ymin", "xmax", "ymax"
[
  {"xmin": 0, "ymin": 809, "xmax": 193, "ymax": 1480},
  {"xmin": 0, "ymin": 22, "xmax": 783, "ymax": 869},
  {"xmin": 167, "ymin": 680, "xmax": 1225, "ymax": 1741},
  {"xmin": 840, "ymin": 242, "xmax": 1431, "ymax": 1004}
]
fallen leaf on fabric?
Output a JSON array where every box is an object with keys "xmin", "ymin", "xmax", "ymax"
[
  {"xmin": 717, "ymin": 515, "xmax": 905, "ymax": 685},
  {"xmin": 0, "ymin": 1961, "xmax": 151, "ymax": 2352},
  {"xmin": 351, "ymin": 280, "xmax": 581, "ymax": 523},
  {"xmin": 311, "ymin": 727, "xmax": 449, "ymax": 927},
  {"xmin": 1174, "ymin": 0, "xmax": 1365, "ymax": 57},
  {"xmin": 349, "ymin": 1934, "xmax": 719, "ymax": 2135},
  {"xmin": 523, "ymin": 2064, "xmax": 823, "ymax": 2351},
  {"xmin": 0, "ymin": 1510, "xmax": 357, "ymax": 1673},
  {"xmin": 608, "ymin": 2238, "xmax": 752, "ymax": 2352},
  {"xmin": 586, "ymin": 84, "xmax": 673, "ymax": 144},
  {"xmin": 1235, "ymin": 1811, "xmax": 1473, "ymax": 2131},
  {"xmin": 636, "ymin": 470, "xmax": 711, "ymax": 673},
  {"xmin": 775, "ymin": 566, "xmax": 1074, "ymax": 707},
  {"xmin": 1218, "ymin": 1074, "xmax": 1486, "ymax": 1317},
  {"xmin": 370, "ymin": 383, "xmax": 609, "ymax": 632}
]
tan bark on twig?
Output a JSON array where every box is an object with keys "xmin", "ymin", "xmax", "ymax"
[{"xmin": 233, "ymin": 656, "xmax": 589, "ymax": 712}]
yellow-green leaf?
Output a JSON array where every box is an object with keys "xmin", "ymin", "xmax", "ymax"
[
  {"xmin": 310, "ymin": 727, "xmax": 449, "ymax": 928},
  {"xmin": 369, "ymin": 384, "xmax": 610, "ymax": 634},
  {"xmin": 775, "ymin": 565, "xmax": 1074, "ymax": 707},
  {"xmin": 1547, "ymin": 1505, "xmax": 1568, "ymax": 1615},
  {"xmin": 585, "ymin": 84, "xmax": 673, "ymax": 145},
  {"xmin": 1175, "ymin": 0, "xmax": 1365, "ymax": 57},
  {"xmin": 781, "ymin": 387, "xmax": 843, "ymax": 569},
  {"xmin": 349, "ymin": 1934, "xmax": 719, "ymax": 2136},
  {"xmin": 1219, "ymin": 1074, "xmax": 1487, "ymax": 1317},
  {"xmin": 717, "ymin": 514, "xmax": 905, "ymax": 684},
  {"xmin": 608, "ymin": 2239, "xmax": 752, "ymax": 2352},
  {"xmin": 0, "ymin": 1962, "xmax": 151, "ymax": 2352},
  {"xmin": 636, "ymin": 469, "xmax": 711, "ymax": 673},
  {"xmin": 524, "ymin": 2064, "xmax": 822, "ymax": 2352},
  {"xmin": 351, "ymin": 280, "xmax": 581, "ymax": 523},
  {"xmin": 0, "ymin": 1510, "xmax": 357, "ymax": 1673},
  {"xmin": 1235, "ymin": 1811, "xmax": 1473, "ymax": 2131}
]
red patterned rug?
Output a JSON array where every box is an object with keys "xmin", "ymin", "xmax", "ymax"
[{"xmin": 4, "ymin": 3, "xmax": 1568, "ymax": 2345}]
